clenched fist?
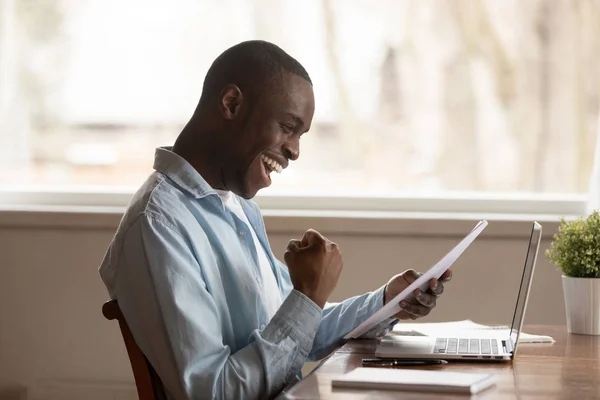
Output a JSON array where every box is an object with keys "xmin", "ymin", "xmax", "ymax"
[{"xmin": 284, "ymin": 229, "xmax": 343, "ymax": 309}]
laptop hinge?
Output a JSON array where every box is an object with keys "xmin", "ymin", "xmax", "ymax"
[{"xmin": 503, "ymin": 338, "xmax": 515, "ymax": 354}]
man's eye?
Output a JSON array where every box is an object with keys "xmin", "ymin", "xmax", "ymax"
[{"xmin": 279, "ymin": 123, "xmax": 294, "ymax": 133}]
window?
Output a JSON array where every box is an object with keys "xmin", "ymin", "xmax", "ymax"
[{"xmin": 1, "ymin": 0, "xmax": 599, "ymax": 202}]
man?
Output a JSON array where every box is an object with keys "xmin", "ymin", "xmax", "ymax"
[{"xmin": 99, "ymin": 40, "xmax": 451, "ymax": 400}]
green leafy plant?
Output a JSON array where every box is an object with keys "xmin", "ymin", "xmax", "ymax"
[{"xmin": 546, "ymin": 210, "xmax": 600, "ymax": 278}]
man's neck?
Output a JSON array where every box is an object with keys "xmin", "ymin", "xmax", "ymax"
[{"xmin": 173, "ymin": 130, "xmax": 229, "ymax": 191}]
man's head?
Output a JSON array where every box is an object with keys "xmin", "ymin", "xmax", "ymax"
[{"xmin": 174, "ymin": 40, "xmax": 315, "ymax": 199}]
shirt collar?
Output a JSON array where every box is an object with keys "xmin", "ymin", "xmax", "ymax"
[{"xmin": 153, "ymin": 146, "xmax": 216, "ymax": 199}]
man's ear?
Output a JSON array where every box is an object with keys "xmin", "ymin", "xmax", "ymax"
[{"xmin": 218, "ymin": 84, "xmax": 243, "ymax": 120}]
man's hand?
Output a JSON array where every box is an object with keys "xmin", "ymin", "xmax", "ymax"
[
  {"xmin": 384, "ymin": 269, "xmax": 453, "ymax": 320},
  {"xmin": 284, "ymin": 229, "xmax": 343, "ymax": 309}
]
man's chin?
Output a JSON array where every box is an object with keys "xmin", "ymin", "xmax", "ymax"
[
  {"xmin": 235, "ymin": 184, "xmax": 261, "ymax": 200},
  {"xmin": 237, "ymin": 191, "xmax": 256, "ymax": 200}
]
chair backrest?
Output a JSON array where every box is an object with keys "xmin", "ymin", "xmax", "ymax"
[{"xmin": 102, "ymin": 300, "xmax": 166, "ymax": 400}]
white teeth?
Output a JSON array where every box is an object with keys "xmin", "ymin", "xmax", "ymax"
[{"xmin": 261, "ymin": 155, "xmax": 283, "ymax": 173}]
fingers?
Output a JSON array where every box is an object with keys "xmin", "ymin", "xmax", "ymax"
[
  {"xmin": 300, "ymin": 229, "xmax": 339, "ymax": 253},
  {"xmin": 399, "ymin": 298, "xmax": 431, "ymax": 319},
  {"xmin": 287, "ymin": 231, "xmax": 339, "ymax": 262},
  {"xmin": 300, "ymin": 229, "xmax": 324, "ymax": 246},
  {"xmin": 283, "ymin": 248, "xmax": 293, "ymax": 265},
  {"xmin": 289, "ymin": 230, "xmax": 323, "ymax": 252},
  {"xmin": 428, "ymin": 279, "xmax": 444, "ymax": 296},
  {"xmin": 287, "ymin": 239, "xmax": 301, "ymax": 252},
  {"xmin": 414, "ymin": 289, "xmax": 437, "ymax": 308},
  {"xmin": 440, "ymin": 269, "xmax": 452, "ymax": 282},
  {"xmin": 427, "ymin": 269, "xmax": 451, "ymax": 296},
  {"xmin": 395, "ymin": 288, "xmax": 436, "ymax": 320},
  {"xmin": 327, "ymin": 240, "xmax": 340, "ymax": 253},
  {"xmin": 391, "ymin": 269, "xmax": 452, "ymax": 320},
  {"xmin": 284, "ymin": 239, "xmax": 302, "ymax": 265},
  {"xmin": 401, "ymin": 269, "xmax": 421, "ymax": 285}
]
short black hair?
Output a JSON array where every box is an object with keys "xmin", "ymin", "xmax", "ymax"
[{"xmin": 199, "ymin": 40, "xmax": 312, "ymax": 105}]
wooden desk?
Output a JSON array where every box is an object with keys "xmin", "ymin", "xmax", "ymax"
[{"xmin": 280, "ymin": 326, "xmax": 600, "ymax": 399}]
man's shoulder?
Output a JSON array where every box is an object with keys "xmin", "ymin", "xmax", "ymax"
[
  {"xmin": 119, "ymin": 172, "xmax": 204, "ymax": 234},
  {"xmin": 99, "ymin": 172, "xmax": 208, "ymax": 294}
]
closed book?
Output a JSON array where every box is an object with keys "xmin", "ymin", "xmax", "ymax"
[{"xmin": 331, "ymin": 367, "xmax": 497, "ymax": 394}]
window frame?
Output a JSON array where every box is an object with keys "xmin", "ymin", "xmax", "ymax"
[{"xmin": 0, "ymin": 186, "xmax": 587, "ymax": 216}]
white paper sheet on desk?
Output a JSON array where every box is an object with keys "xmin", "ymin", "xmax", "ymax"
[
  {"xmin": 387, "ymin": 320, "xmax": 555, "ymax": 343},
  {"xmin": 344, "ymin": 220, "xmax": 488, "ymax": 339}
]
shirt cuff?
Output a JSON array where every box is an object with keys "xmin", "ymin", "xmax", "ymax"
[
  {"xmin": 355, "ymin": 284, "xmax": 387, "ymax": 323},
  {"xmin": 261, "ymin": 289, "xmax": 323, "ymax": 357},
  {"xmin": 358, "ymin": 285, "xmax": 399, "ymax": 339},
  {"xmin": 375, "ymin": 284, "xmax": 387, "ymax": 307}
]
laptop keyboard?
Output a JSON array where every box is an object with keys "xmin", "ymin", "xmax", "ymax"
[{"xmin": 434, "ymin": 338, "xmax": 499, "ymax": 355}]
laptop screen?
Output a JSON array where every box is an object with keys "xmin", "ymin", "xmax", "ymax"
[{"xmin": 509, "ymin": 222, "xmax": 542, "ymax": 352}]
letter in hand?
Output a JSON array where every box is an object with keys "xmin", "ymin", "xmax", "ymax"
[
  {"xmin": 284, "ymin": 229, "xmax": 343, "ymax": 309},
  {"xmin": 384, "ymin": 269, "xmax": 453, "ymax": 320}
]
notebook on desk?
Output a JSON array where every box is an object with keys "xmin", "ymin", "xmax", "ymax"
[
  {"xmin": 376, "ymin": 222, "xmax": 543, "ymax": 361},
  {"xmin": 332, "ymin": 368, "xmax": 497, "ymax": 394}
]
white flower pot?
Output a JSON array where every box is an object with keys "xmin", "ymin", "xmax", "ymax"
[{"xmin": 562, "ymin": 276, "xmax": 600, "ymax": 335}]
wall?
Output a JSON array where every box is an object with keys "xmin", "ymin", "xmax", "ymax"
[{"xmin": 0, "ymin": 212, "xmax": 564, "ymax": 400}]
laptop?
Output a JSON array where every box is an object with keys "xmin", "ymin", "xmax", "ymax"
[{"xmin": 375, "ymin": 221, "xmax": 542, "ymax": 361}]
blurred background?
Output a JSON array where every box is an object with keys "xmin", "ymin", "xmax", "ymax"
[
  {"xmin": 1, "ymin": 2, "xmax": 600, "ymax": 399},
  {"xmin": 1, "ymin": 0, "xmax": 598, "ymax": 196}
]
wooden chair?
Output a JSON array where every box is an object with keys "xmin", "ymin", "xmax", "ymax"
[{"xmin": 102, "ymin": 300, "xmax": 167, "ymax": 400}]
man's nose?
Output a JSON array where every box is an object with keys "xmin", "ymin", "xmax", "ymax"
[{"xmin": 282, "ymin": 138, "xmax": 300, "ymax": 161}]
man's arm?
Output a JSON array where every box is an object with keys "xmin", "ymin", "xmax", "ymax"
[
  {"xmin": 271, "ymin": 265, "xmax": 449, "ymax": 361},
  {"xmin": 274, "ymin": 261, "xmax": 395, "ymax": 361},
  {"xmin": 306, "ymin": 269, "xmax": 452, "ymax": 360},
  {"xmin": 307, "ymin": 286, "xmax": 397, "ymax": 360},
  {"xmin": 114, "ymin": 214, "xmax": 322, "ymax": 400}
]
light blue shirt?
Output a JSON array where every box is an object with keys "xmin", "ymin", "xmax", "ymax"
[{"xmin": 99, "ymin": 147, "xmax": 396, "ymax": 400}]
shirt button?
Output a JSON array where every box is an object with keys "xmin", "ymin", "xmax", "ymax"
[
  {"xmin": 239, "ymin": 230, "xmax": 245, "ymax": 236},
  {"xmin": 260, "ymin": 324, "xmax": 266, "ymax": 330}
]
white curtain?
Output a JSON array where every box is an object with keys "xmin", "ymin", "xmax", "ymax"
[{"xmin": 588, "ymin": 116, "xmax": 600, "ymax": 214}]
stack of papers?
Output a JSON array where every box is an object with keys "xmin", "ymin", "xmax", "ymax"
[{"xmin": 388, "ymin": 320, "xmax": 555, "ymax": 343}]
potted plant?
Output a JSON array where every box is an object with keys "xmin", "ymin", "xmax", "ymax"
[{"xmin": 546, "ymin": 210, "xmax": 600, "ymax": 335}]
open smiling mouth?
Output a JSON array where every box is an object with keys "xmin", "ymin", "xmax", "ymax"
[{"xmin": 260, "ymin": 154, "xmax": 283, "ymax": 175}]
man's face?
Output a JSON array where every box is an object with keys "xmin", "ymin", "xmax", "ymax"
[{"xmin": 224, "ymin": 73, "xmax": 315, "ymax": 199}]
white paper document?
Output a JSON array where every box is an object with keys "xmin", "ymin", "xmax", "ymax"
[
  {"xmin": 344, "ymin": 220, "xmax": 488, "ymax": 339},
  {"xmin": 387, "ymin": 320, "xmax": 555, "ymax": 343}
]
